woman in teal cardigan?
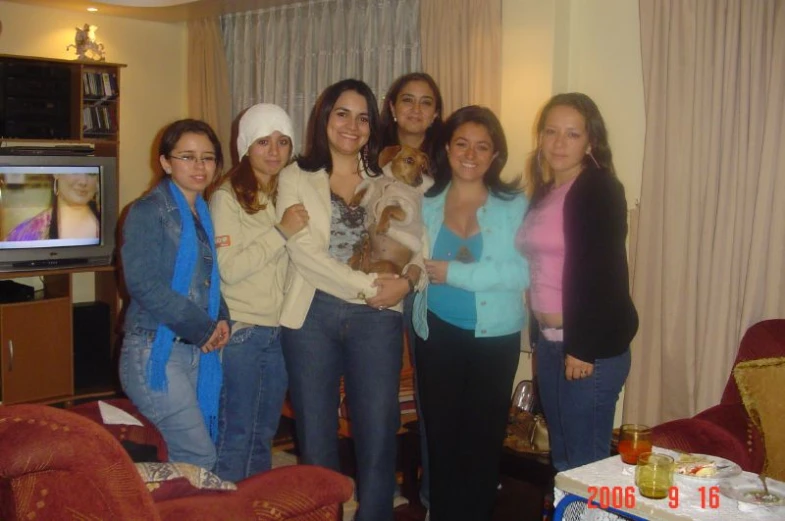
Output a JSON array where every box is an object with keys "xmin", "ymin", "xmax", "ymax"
[{"xmin": 413, "ymin": 106, "xmax": 529, "ymax": 521}]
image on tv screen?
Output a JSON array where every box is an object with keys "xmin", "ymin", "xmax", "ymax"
[{"xmin": 0, "ymin": 166, "xmax": 101, "ymax": 249}]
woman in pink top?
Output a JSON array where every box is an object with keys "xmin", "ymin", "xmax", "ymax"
[{"xmin": 516, "ymin": 93, "xmax": 638, "ymax": 471}]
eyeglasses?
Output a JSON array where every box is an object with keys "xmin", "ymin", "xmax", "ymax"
[{"xmin": 169, "ymin": 155, "xmax": 217, "ymax": 166}]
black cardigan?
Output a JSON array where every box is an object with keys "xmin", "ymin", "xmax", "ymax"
[{"xmin": 530, "ymin": 166, "xmax": 639, "ymax": 363}]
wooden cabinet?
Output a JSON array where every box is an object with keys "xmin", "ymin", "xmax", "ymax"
[
  {"xmin": 0, "ymin": 53, "xmax": 125, "ymax": 405},
  {"xmin": 0, "ymin": 268, "xmax": 118, "ymax": 405},
  {"xmin": 0, "ymin": 293, "xmax": 73, "ymax": 404}
]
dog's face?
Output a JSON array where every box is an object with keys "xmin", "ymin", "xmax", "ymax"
[{"xmin": 379, "ymin": 145, "xmax": 431, "ymax": 187}]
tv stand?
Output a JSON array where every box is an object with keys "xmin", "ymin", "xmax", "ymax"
[
  {"xmin": 0, "ymin": 53, "xmax": 124, "ymax": 406},
  {"xmin": 0, "ymin": 266, "xmax": 119, "ymax": 405}
]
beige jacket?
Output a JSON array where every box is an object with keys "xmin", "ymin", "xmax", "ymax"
[
  {"xmin": 276, "ymin": 162, "xmax": 426, "ymax": 329},
  {"xmin": 209, "ymin": 183, "xmax": 288, "ymax": 327}
]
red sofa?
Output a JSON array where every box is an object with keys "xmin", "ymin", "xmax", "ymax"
[
  {"xmin": 651, "ymin": 319, "xmax": 785, "ymax": 472},
  {"xmin": 0, "ymin": 402, "xmax": 354, "ymax": 521}
]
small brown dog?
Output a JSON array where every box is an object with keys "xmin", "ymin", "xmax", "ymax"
[{"xmin": 349, "ymin": 144, "xmax": 433, "ymax": 275}]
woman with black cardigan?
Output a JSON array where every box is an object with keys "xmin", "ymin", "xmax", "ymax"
[{"xmin": 516, "ymin": 93, "xmax": 638, "ymax": 471}]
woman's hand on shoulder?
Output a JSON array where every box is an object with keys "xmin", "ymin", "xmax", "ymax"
[
  {"xmin": 366, "ymin": 273, "xmax": 409, "ymax": 310},
  {"xmin": 277, "ymin": 203, "xmax": 309, "ymax": 238}
]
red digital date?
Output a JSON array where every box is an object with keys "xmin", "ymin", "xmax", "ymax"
[{"xmin": 587, "ymin": 486, "xmax": 637, "ymax": 509}]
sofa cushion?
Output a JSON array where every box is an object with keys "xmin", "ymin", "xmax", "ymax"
[
  {"xmin": 733, "ymin": 357, "xmax": 785, "ymax": 480},
  {"xmin": 135, "ymin": 462, "xmax": 237, "ymax": 501}
]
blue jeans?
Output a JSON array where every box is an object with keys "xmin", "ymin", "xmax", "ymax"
[
  {"xmin": 535, "ymin": 338, "xmax": 630, "ymax": 471},
  {"xmin": 120, "ymin": 331, "xmax": 216, "ymax": 470},
  {"xmin": 282, "ymin": 290, "xmax": 402, "ymax": 521},
  {"xmin": 214, "ymin": 325, "xmax": 287, "ymax": 481}
]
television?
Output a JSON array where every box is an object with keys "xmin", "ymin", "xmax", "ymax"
[{"xmin": 0, "ymin": 155, "xmax": 118, "ymax": 272}]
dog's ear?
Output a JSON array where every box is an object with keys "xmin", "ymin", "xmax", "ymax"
[
  {"xmin": 379, "ymin": 145, "xmax": 401, "ymax": 168},
  {"xmin": 420, "ymin": 154, "xmax": 431, "ymax": 176}
]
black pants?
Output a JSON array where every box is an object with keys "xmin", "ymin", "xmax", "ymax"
[{"xmin": 415, "ymin": 311, "xmax": 520, "ymax": 521}]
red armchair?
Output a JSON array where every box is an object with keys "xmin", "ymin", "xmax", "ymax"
[
  {"xmin": 651, "ymin": 319, "xmax": 785, "ymax": 472},
  {"xmin": 0, "ymin": 402, "xmax": 354, "ymax": 521}
]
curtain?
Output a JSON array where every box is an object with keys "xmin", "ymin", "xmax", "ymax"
[
  {"xmin": 220, "ymin": 0, "xmax": 420, "ymax": 152},
  {"xmin": 625, "ymin": 0, "xmax": 785, "ymax": 425},
  {"xmin": 187, "ymin": 18, "xmax": 232, "ymax": 157},
  {"xmin": 420, "ymin": 0, "xmax": 502, "ymax": 117}
]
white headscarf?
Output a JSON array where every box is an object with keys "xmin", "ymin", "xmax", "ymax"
[{"xmin": 236, "ymin": 103, "xmax": 295, "ymax": 160}]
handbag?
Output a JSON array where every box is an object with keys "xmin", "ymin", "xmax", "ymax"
[{"xmin": 506, "ymin": 410, "xmax": 551, "ymax": 454}]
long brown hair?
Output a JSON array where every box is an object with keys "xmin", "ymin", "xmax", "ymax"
[
  {"xmin": 208, "ymin": 155, "xmax": 277, "ymax": 214},
  {"xmin": 527, "ymin": 93, "xmax": 616, "ymax": 209}
]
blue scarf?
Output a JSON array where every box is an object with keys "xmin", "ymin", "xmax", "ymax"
[{"xmin": 146, "ymin": 179, "xmax": 222, "ymax": 442}]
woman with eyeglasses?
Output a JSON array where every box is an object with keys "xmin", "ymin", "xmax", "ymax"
[
  {"xmin": 119, "ymin": 119, "xmax": 230, "ymax": 470},
  {"xmin": 207, "ymin": 104, "xmax": 308, "ymax": 481}
]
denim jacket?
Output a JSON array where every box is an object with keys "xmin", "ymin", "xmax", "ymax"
[
  {"xmin": 413, "ymin": 186, "xmax": 530, "ymax": 339},
  {"xmin": 121, "ymin": 179, "xmax": 228, "ymax": 347}
]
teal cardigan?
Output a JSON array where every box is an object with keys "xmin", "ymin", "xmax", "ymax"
[{"xmin": 413, "ymin": 186, "xmax": 530, "ymax": 339}]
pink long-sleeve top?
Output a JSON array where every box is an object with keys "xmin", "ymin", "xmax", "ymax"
[{"xmin": 515, "ymin": 178, "xmax": 576, "ymax": 314}]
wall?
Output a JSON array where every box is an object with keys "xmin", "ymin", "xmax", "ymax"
[
  {"xmin": 501, "ymin": 0, "xmax": 645, "ymax": 424},
  {"xmin": 0, "ymin": 0, "xmax": 188, "ymax": 300}
]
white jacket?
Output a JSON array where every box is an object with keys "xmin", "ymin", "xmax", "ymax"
[
  {"xmin": 276, "ymin": 162, "xmax": 427, "ymax": 329},
  {"xmin": 209, "ymin": 183, "xmax": 288, "ymax": 327}
]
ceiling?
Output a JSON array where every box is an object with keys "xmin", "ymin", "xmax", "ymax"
[{"xmin": 4, "ymin": 0, "xmax": 294, "ymax": 22}]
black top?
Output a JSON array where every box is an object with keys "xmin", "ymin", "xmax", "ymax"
[{"xmin": 558, "ymin": 166, "xmax": 638, "ymax": 363}]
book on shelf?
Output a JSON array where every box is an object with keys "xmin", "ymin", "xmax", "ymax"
[{"xmin": 82, "ymin": 71, "xmax": 118, "ymax": 99}]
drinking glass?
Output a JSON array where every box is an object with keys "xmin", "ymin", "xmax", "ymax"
[
  {"xmin": 635, "ymin": 452, "xmax": 674, "ymax": 499},
  {"xmin": 510, "ymin": 380, "xmax": 534, "ymax": 420},
  {"xmin": 618, "ymin": 424, "xmax": 653, "ymax": 464}
]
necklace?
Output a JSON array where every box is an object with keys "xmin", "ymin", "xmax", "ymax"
[{"xmin": 449, "ymin": 245, "xmax": 475, "ymax": 263}]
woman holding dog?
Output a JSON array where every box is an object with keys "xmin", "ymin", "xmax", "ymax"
[
  {"xmin": 414, "ymin": 105, "xmax": 529, "ymax": 521},
  {"xmin": 276, "ymin": 79, "xmax": 425, "ymax": 521},
  {"xmin": 380, "ymin": 71, "xmax": 445, "ymax": 512},
  {"xmin": 516, "ymin": 93, "xmax": 638, "ymax": 471},
  {"xmin": 208, "ymin": 104, "xmax": 307, "ymax": 481}
]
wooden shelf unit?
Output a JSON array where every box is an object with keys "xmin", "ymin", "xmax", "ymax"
[{"xmin": 0, "ymin": 54, "xmax": 125, "ymax": 405}]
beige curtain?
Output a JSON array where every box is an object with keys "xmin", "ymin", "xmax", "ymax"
[
  {"xmin": 221, "ymin": 0, "xmax": 421, "ymax": 153},
  {"xmin": 625, "ymin": 0, "xmax": 785, "ymax": 426},
  {"xmin": 420, "ymin": 0, "xmax": 502, "ymax": 117},
  {"xmin": 187, "ymin": 18, "xmax": 232, "ymax": 160}
]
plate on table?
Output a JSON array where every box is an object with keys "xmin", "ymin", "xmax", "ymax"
[
  {"xmin": 673, "ymin": 453, "xmax": 742, "ymax": 480},
  {"xmin": 719, "ymin": 475, "xmax": 785, "ymax": 506}
]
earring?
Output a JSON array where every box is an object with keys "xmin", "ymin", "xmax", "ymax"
[
  {"xmin": 361, "ymin": 145, "xmax": 369, "ymax": 170},
  {"xmin": 393, "ymin": 116, "xmax": 398, "ymax": 123},
  {"xmin": 586, "ymin": 150, "xmax": 600, "ymax": 169},
  {"xmin": 53, "ymin": 178, "xmax": 59, "ymax": 196},
  {"xmin": 536, "ymin": 148, "xmax": 543, "ymax": 170}
]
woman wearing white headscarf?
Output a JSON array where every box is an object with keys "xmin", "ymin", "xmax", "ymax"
[{"xmin": 209, "ymin": 104, "xmax": 309, "ymax": 481}]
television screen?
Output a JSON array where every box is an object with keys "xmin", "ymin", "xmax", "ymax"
[
  {"xmin": 0, "ymin": 156, "xmax": 117, "ymax": 272},
  {"xmin": 0, "ymin": 166, "xmax": 102, "ymax": 247}
]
